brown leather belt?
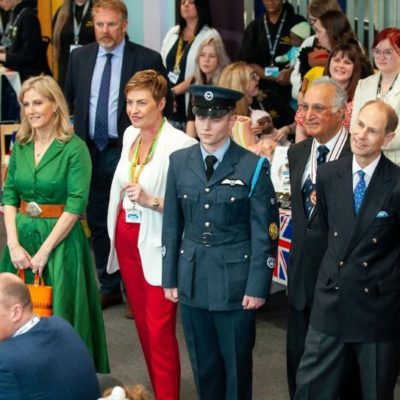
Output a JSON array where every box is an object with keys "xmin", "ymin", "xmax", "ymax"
[{"xmin": 19, "ymin": 201, "xmax": 64, "ymax": 218}]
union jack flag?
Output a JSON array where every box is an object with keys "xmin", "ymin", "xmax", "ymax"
[{"xmin": 273, "ymin": 210, "xmax": 292, "ymax": 286}]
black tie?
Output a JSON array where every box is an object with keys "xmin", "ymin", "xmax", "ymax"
[
  {"xmin": 302, "ymin": 145, "xmax": 330, "ymax": 218},
  {"xmin": 94, "ymin": 53, "xmax": 113, "ymax": 151},
  {"xmin": 205, "ymin": 155, "xmax": 218, "ymax": 180}
]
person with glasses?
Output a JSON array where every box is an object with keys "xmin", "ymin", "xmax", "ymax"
[
  {"xmin": 287, "ymin": 77, "xmax": 362, "ymax": 400},
  {"xmin": 351, "ymin": 28, "xmax": 400, "ymax": 165}
]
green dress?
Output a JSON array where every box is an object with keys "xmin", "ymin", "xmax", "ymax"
[{"xmin": 1, "ymin": 134, "xmax": 110, "ymax": 373}]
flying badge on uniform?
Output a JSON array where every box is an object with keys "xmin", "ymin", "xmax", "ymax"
[
  {"xmin": 268, "ymin": 222, "xmax": 279, "ymax": 241},
  {"xmin": 267, "ymin": 256, "xmax": 276, "ymax": 269},
  {"xmin": 221, "ymin": 178, "xmax": 245, "ymax": 186},
  {"xmin": 161, "ymin": 246, "xmax": 166, "ymax": 258}
]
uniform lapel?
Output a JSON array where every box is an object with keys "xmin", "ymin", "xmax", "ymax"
[
  {"xmin": 342, "ymin": 156, "xmax": 395, "ymax": 258},
  {"xmin": 207, "ymin": 141, "xmax": 237, "ymax": 187},
  {"xmin": 188, "ymin": 144, "xmax": 208, "ymax": 184}
]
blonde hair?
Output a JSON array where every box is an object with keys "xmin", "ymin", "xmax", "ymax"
[
  {"xmin": 17, "ymin": 75, "xmax": 73, "ymax": 144},
  {"xmin": 193, "ymin": 37, "xmax": 230, "ymax": 85},
  {"xmin": 218, "ymin": 61, "xmax": 251, "ymax": 116}
]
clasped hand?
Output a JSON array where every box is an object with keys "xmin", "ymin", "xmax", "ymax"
[
  {"xmin": 9, "ymin": 245, "xmax": 49, "ymax": 276},
  {"xmin": 122, "ymin": 183, "xmax": 150, "ymax": 207}
]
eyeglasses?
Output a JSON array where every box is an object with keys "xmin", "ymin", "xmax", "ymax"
[
  {"xmin": 298, "ymin": 103, "xmax": 337, "ymax": 114},
  {"xmin": 250, "ymin": 71, "xmax": 259, "ymax": 81},
  {"xmin": 372, "ymin": 48, "xmax": 395, "ymax": 60}
]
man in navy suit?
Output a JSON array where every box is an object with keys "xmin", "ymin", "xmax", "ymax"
[
  {"xmin": 295, "ymin": 101, "xmax": 400, "ymax": 399},
  {"xmin": 162, "ymin": 85, "xmax": 279, "ymax": 400},
  {"xmin": 0, "ymin": 273, "xmax": 100, "ymax": 400},
  {"xmin": 64, "ymin": 0, "xmax": 171, "ymax": 311}
]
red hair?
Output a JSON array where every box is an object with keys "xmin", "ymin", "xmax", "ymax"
[{"xmin": 373, "ymin": 28, "xmax": 400, "ymax": 52}]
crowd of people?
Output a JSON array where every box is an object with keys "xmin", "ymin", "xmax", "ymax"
[{"xmin": 0, "ymin": 0, "xmax": 399, "ymax": 399}]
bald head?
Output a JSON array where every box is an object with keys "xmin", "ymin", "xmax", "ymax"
[{"xmin": 0, "ymin": 273, "xmax": 32, "ymax": 310}]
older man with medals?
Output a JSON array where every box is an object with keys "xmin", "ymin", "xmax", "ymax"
[{"xmin": 162, "ymin": 84, "xmax": 279, "ymax": 400}]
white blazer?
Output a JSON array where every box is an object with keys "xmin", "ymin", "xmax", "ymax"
[
  {"xmin": 351, "ymin": 72, "xmax": 400, "ymax": 165},
  {"xmin": 160, "ymin": 24, "xmax": 221, "ymax": 113},
  {"xmin": 106, "ymin": 120, "xmax": 197, "ymax": 286}
]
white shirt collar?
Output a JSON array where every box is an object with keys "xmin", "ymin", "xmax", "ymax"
[
  {"xmin": 12, "ymin": 314, "xmax": 40, "ymax": 338},
  {"xmin": 352, "ymin": 154, "xmax": 381, "ymax": 180}
]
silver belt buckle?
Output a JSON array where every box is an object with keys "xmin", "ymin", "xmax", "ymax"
[{"xmin": 26, "ymin": 202, "xmax": 42, "ymax": 217}]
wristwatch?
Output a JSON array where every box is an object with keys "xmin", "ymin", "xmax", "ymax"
[{"xmin": 151, "ymin": 197, "xmax": 160, "ymax": 210}]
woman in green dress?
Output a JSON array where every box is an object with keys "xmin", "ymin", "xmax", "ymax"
[{"xmin": 0, "ymin": 75, "xmax": 109, "ymax": 373}]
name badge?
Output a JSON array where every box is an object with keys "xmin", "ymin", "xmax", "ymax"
[
  {"xmin": 168, "ymin": 70, "xmax": 179, "ymax": 84},
  {"xmin": 125, "ymin": 209, "xmax": 141, "ymax": 224},
  {"xmin": 265, "ymin": 67, "xmax": 279, "ymax": 78},
  {"xmin": 69, "ymin": 44, "xmax": 82, "ymax": 53}
]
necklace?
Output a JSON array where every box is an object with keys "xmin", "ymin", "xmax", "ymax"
[{"xmin": 376, "ymin": 73, "xmax": 399, "ymax": 99}]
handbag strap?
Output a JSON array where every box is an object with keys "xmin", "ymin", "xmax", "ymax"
[{"xmin": 17, "ymin": 269, "xmax": 44, "ymax": 286}]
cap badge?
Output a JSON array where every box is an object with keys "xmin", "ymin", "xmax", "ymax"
[{"xmin": 204, "ymin": 91, "xmax": 214, "ymax": 101}]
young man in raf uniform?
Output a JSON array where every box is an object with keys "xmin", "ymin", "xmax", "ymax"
[{"xmin": 162, "ymin": 85, "xmax": 279, "ymax": 400}]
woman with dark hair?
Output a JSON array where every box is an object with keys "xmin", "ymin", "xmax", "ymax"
[
  {"xmin": 351, "ymin": 27, "xmax": 400, "ymax": 164},
  {"xmin": 160, "ymin": 0, "xmax": 221, "ymax": 130},
  {"xmin": 52, "ymin": 0, "xmax": 95, "ymax": 89}
]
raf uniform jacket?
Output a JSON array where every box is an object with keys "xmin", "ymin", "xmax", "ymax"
[
  {"xmin": 0, "ymin": 317, "xmax": 100, "ymax": 400},
  {"xmin": 287, "ymin": 136, "xmax": 351, "ymax": 310},
  {"xmin": 311, "ymin": 155, "xmax": 400, "ymax": 342},
  {"xmin": 64, "ymin": 40, "xmax": 171, "ymax": 142},
  {"xmin": 162, "ymin": 140, "xmax": 279, "ymax": 311}
]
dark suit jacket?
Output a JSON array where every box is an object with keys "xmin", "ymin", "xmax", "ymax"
[
  {"xmin": 0, "ymin": 316, "xmax": 100, "ymax": 400},
  {"xmin": 162, "ymin": 140, "xmax": 279, "ymax": 311},
  {"xmin": 287, "ymin": 136, "xmax": 351, "ymax": 310},
  {"xmin": 311, "ymin": 155, "xmax": 400, "ymax": 342},
  {"xmin": 64, "ymin": 40, "xmax": 171, "ymax": 141}
]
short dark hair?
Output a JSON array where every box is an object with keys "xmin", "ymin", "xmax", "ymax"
[{"xmin": 178, "ymin": 0, "xmax": 213, "ymax": 35}]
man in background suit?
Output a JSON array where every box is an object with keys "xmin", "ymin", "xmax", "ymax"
[
  {"xmin": 287, "ymin": 77, "xmax": 359, "ymax": 399},
  {"xmin": 0, "ymin": 273, "xmax": 100, "ymax": 400},
  {"xmin": 162, "ymin": 85, "xmax": 279, "ymax": 400},
  {"xmin": 295, "ymin": 100, "xmax": 400, "ymax": 399},
  {"xmin": 65, "ymin": 0, "xmax": 170, "ymax": 311}
]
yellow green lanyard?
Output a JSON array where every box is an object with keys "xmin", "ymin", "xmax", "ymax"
[
  {"xmin": 174, "ymin": 35, "xmax": 194, "ymax": 74},
  {"xmin": 129, "ymin": 119, "xmax": 165, "ymax": 183}
]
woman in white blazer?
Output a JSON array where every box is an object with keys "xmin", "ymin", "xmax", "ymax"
[
  {"xmin": 106, "ymin": 70, "xmax": 196, "ymax": 400},
  {"xmin": 351, "ymin": 28, "xmax": 400, "ymax": 165},
  {"xmin": 160, "ymin": 0, "xmax": 221, "ymax": 130}
]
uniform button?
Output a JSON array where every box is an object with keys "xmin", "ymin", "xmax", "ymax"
[
  {"xmin": 333, "ymin": 232, "xmax": 338, "ymax": 237},
  {"xmin": 183, "ymin": 194, "xmax": 188, "ymax": 199},
  {"xmin": 230, "ymin": 197, "xmax": 235, "ymax": 202},
  {"xmin": 362, "ymin": 262, "xmax": 368, "ymax": 267},
  {"xmin": 339, "ymin": 261, "xmax": 344, "ymax": 267},
  {"xmin": 364, "ymin": 288, "xmax": 369, "ymax": 294},
  {"xmin": 204, "ymin": 222, "xmax": 210, "ymax": 228},
  {"xmin": 205, "ymin": 188, "xmax": 210, "ymax": 193},
  {"xmin": 334, "ymin": 286, "xmax": 339, "ymax": 290},
  {"xmin": 180, "ymin": 250, "xmax": 184, "ymax": 255},
  {"xmin": 204, "ymin": 204, "xmax": 210, "ymax": 209},
  {"xmin": 372, "ymin": 238, "xmax": 378, "ymax": 244},
  {"xmin": 244, "ymin": 254, "xmax": 249, "ymax": 260}
]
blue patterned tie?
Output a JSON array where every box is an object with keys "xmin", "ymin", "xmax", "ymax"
[
  {"xmin": 354, "ymin": 170, "xmax": 366, "ymax": 214},
  {"xmin": 302, "ymin": 145, "xmax": 329, "ymax": 218},
  {"xmin": 94, "ymin": 53, "xmax": 113, "ymax": 151}
]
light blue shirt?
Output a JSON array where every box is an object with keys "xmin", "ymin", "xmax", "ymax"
[
  {"xmin": 89, "ymin": 40, "xmax": 125, "ymax": 139},
  {"xmin": 200, "ymin": 138, "xmax": 231, "ymax": 170}
]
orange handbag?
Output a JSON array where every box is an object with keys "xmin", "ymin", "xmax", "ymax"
[{"xmin": 18, "ymin": 269, "xmax": 53, "ymax": 317}]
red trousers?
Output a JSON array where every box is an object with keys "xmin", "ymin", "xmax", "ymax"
[{"xmin": 115, "ymin": 209, "xmax": 180, "ymax": 400}]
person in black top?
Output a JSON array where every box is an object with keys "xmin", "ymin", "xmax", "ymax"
[
  {"xmin": 238, "ymin": 0, "xmax": 305, "ymax": 102},
  {"xmin": 52, "ymin": 0, "xmax": 95, "ymax": 89},
  {"xmin": 0, "ymin": 0, "xmax": 44, "ymax": 82}
]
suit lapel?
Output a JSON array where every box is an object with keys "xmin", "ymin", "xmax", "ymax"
[
  {"xmin": 207, "ymin": 141, "xmax": 237, "ymax": 187},
  {"xmin": 342, "ymin": 156, "xmax": 396, "ymax": 257},
  {"xmin": 35, "ymin": 140, "xmax": 66, "ymax": 173},
  {"xmin": 82, "ymin": 45, "xmax": 98, "ymax": 123},
  {"xmin": 118, "ymin": 42, "xmax": 135, "ymax": 119}
]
